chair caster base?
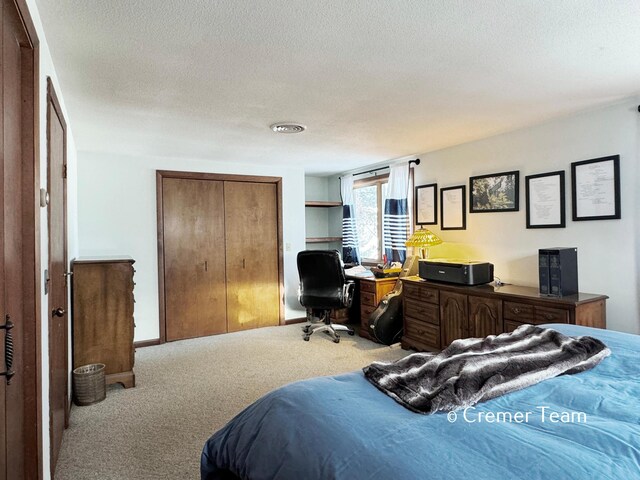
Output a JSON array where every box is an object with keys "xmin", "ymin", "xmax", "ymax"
[
  {"xmin": 303, "ymin": 335, "xmax": 310, "ymax": 341},
  {"xmin": 333, "ymin": 336, "xmax": 340, "ymax": 343},
  {"xmin": 347, "ymin": 330, "xmax": 355, "ymax": 336}
]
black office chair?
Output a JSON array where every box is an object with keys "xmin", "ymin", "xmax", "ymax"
[{"xmin": 297, "ymin": 250, "xmax": 355, "ymax": 343}]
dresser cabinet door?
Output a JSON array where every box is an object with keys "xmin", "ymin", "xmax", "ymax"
[
  {"xmin": 468, "ymin": 296, "xmax": 502, "ymax": 338},
  {"xmin": 440, "ymin": 291, "xmax": 468, "ymax": 347}
]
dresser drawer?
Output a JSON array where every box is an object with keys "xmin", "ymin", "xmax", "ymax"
[
  {"xmin": 504, "ymin": 320, "xmax": 526, "ymax": 332},
  {"xmin": 405, "ymin": 299, "xmax": 439, "ymax": 325},
  {"xmin": 404, "ymin": 282, "xmax": 439, "ymax": 304},
  {"xmin": 534, "ymin": 306, "xmax": 569, "ymax": 324},
  {"xmin": 360, "ymin": 280, "xmax": 376, "ymax": 294},
  {"xmin": 503, "ymin": 301, "xmax": 534, "ymax": 322},
  {"xmin": 420, "ymin": 287, "xmax": 439, "ymax": 305},
  {"xmin": 404, "ymin": 318, "xmax": 440, "ymax": 350},
  {"xmin": 361, "ymin": 291, "xmax": 377, "ymax": 307},
  {"xmin": 403, "ymin": 282, "xmax": 422, "ymax": 300}
]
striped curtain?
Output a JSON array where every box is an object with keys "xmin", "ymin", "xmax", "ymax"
[
  {"xmin": 340, "ymin": 174, "xmax": 361, "ymax": 264},
  {"xmin": 383, "ymin": 164, "xmax": 409, "ymax": 262}
]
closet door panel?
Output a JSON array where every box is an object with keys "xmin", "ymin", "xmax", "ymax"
[
  {"xmin": 163, "ymin": 178, "xmax": 227, "ymax": 340},
  {"xmin": 224, "ymin": 182, "xmax": 280, "ymax": 332}
]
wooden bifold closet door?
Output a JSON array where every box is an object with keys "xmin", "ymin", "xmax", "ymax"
[
  {"xmin": 163, "ymin": 178, "xmax": 228, "ymax": 341},
  {"xmin": 161, "ymin": 175, "xmax": 281, "ymax": 341},
  {"xmin": 224, "ymin": 182, "xmax": 280, "ymax": 332}
]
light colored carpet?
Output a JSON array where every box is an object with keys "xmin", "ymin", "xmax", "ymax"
[{"xmin": 55, "ymin": 324, "xmax": 407, "ymax": 479}]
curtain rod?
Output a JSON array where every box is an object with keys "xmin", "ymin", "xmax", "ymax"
[{"xmin": 341, "ymin": 159, "xmax": 420, "ymax": 179}]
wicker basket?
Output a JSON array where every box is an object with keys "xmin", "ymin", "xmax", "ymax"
[{"xmin": 73, "ymin": 363, "xmax": 106, "ymax": 406}]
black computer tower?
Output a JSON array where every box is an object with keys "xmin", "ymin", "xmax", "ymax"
[{"xmin": 538, "ymin": 248, "xmax": 578, "ymax": 296}]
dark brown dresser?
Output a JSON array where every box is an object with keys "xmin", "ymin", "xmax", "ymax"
[
  {"xmin": 72, "ymin": 256, "xmax": 136, "ymax": 388},
  {"xmin": 401, "ymin": 276, "xmax": 607, "ymax": 352}
]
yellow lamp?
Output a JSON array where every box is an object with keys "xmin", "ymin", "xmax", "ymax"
[{"xmin": 405, "ymin": 228, "xmax": 443, "ymax": 259}]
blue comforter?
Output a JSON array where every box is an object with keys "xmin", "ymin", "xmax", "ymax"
[{"xmin": 201, "ymin": 325, "xmax": 640, "ymax": 480}]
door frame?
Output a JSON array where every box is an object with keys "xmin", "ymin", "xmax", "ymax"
[
  {"xmin": 7, "ymin": 0, "xmax": 42, "ymax": 478},
  {"xmin": 46, "ymin": 76, "xmax": 68, "ymax": 473},
  {"xmin": 156, "ymin": 170, "xmax": 285, "ymax": 343}
]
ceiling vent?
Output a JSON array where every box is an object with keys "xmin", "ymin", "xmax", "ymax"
[{"xmin": 270, "ymin": 123, "xmax": 306, "ymax": 134}]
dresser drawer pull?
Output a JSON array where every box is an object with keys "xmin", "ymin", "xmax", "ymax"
[
  {"xmin": 513, "ymin": 307, "xmax": 521, "ymax": 314},
  {"xmin": 544, "ymin": 313, "xmax": 556, "ymax": 320}
]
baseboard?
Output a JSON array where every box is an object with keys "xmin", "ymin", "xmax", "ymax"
[
  {"xmin": 284, "ymin": 317, "xmax": 306, "ymax": 325},
  {"xmin": 134, "ymin": 338, "xmax": 161, "ymax": 348}
]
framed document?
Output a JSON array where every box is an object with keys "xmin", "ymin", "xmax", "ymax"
[
  {"xmin": 469, "ymin": 170, "xmax": 519, "ymax": 213},
  {"xmin": 440, "ymin": 185, "xmax": 466, "ymax": 230},
  {"xmin": 525, "ymin": 171, "xmax": 565, "ymax": 228},
  {"xmin": 571, "ymin": 155, "xmax": 620, "ymax": 221},
  {"xmin": 415, "ymin": 183, "xmax": 437, "ymax": 225}
]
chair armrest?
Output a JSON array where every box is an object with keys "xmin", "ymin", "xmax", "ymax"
[{"xmin": 342, "ymin": 281, "xmax": 355, "ymax": 308}]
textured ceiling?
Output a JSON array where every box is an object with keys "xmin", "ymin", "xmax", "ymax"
[{"xmin": 36, "ymin": 0, "xmax": 640, "ymax": 175}]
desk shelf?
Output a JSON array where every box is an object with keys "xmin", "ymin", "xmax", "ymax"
[
  {"xmin": 305, "ymin": 236, "xmax": 343, "ymax": 243},
  {"xmin": 305, "ymin": 198, "xmax": 342, "ymax": 246},
  {"xmin": 305, "ymin": 201, "xmax": 342, "ymax": 208}
]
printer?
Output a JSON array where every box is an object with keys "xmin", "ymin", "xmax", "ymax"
[{"xmin": 419, "ymin": 259, "xmax": 494, "ymax": 286}]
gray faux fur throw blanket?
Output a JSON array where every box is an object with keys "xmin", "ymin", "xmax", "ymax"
[{"xmin": 363, "ymin": 324, "xmax": 610, "ymax": 414}]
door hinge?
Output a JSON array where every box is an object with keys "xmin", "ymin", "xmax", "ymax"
[{"xmin": 63, "ymin": 164, "xmax": 67, "ymax": 179}]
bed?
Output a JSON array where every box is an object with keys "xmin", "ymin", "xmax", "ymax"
[{"xmin": 201, "ymin": 324, "xmax": 640, "ymax": 479}]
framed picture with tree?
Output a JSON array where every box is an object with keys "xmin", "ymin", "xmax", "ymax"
[{"xmin": 470, "ymin": 171, "xmax": 519, "ymax": 213}]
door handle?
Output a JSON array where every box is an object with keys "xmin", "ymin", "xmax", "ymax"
[
  {"xmin": 52, "ymin": 307, "xmax": 66, "ymax": 317},
  {"xmin": 1, "ymin": 315, "xmax": 15, "ymax": 385}
]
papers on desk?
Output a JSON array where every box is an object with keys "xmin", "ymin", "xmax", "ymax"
[{"xmin": 344, "ymin": 265, "xmax": 371, "ymax": 277}]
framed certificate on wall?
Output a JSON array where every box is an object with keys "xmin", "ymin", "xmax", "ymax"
[
  {"xmin": 415, "ymin": 183, "xmax": 437, "ymax": 225},
  {"xmin": 525, "ymin": 171, "xmax": 565, "ymax": 228},
  {"xmin": 571, "ymin": 155, "xmax": 621, "ymax": 221},
  {"xmin": 440, "ymin": 185, "xmax": 466, "ymax": 230}
]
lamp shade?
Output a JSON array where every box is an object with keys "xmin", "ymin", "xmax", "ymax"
[{"xmin": 405, "ymin": 228, "xmax": 443, "ymax": 248}]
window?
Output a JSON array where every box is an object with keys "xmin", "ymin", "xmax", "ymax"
[{"xmin": 353, "ymin": 175, "xmax": 388, "ymax": 263}]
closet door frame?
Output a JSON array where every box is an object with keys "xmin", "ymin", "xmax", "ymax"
[{"xmin": 156, "ymin": 170, "xmax": 285, "ymax": 343}]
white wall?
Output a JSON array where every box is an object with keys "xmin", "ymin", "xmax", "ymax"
[
  {"xmin": 23, "ymin": 1, "xmax": 79, "ymax": 477},
  {"xmin": 77, "ymin": 152, "xmax": 306, "ymax": 341},
  {"xmin": 409, "ymin": 98, "xmax": 640, "ymax": 334}
]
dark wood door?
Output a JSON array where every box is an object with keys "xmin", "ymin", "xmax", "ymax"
[
  {"xmin": 163, "ymin": 178, "xmax": 227, "ymax": 341},
  {"xmin": 224, "ymin": 182, "xmax": 280, "ymax": 332},
  {"xmin": 440, "ymin": 291, "xmax": 468, "ymax": 347},
  {"xmin": 47, "ymin": 79, "xmax": 68, "ymax": 475},
  {"xmin": 1, "ymin": 2, "xmax": 30, "ymax": 477},
  {"xmin": 468, "ymin": 296, "xmax": 502, "ymax": 338}
]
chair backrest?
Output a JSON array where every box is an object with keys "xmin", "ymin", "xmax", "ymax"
[{"xmin": 297, "ymin": 250, "xmax": 346, "ymax": 309}]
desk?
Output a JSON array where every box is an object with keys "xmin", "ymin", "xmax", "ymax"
[{"xmin": 349, "ymin": 275, "xmax": 398, "ymax": 340}]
